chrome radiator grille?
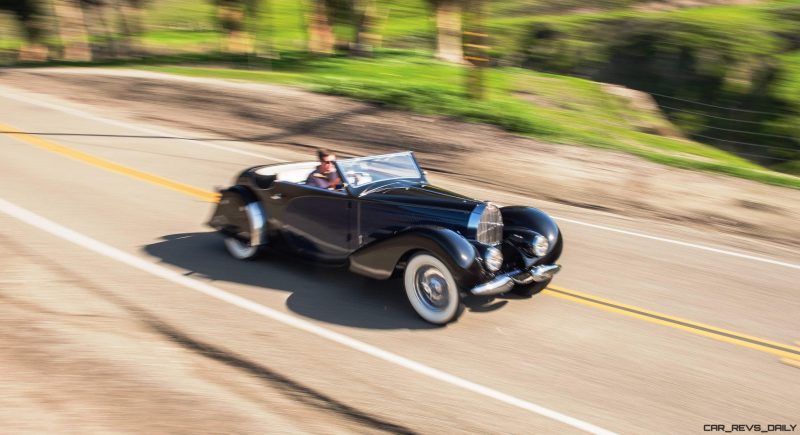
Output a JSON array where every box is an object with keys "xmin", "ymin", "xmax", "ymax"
[{"xmin": 477, "ymin": 204, "xmax": 503, "ymax": 245}]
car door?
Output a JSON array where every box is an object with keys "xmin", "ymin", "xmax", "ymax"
[{"xmin": 269, "ymin": 181, "xmax": 353, "ymax": 264}]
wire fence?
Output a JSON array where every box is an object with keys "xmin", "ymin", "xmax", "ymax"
[
  {"xmin": 674, "ymin": 120, "xmax": 798, "ymax": 140},
  {"xmin": 559, "ymin": 99, "xmax": 798, "ymax": 163},
  {"xmin": 658, "ymin": 104, "xmax": 767, "ymax": 125},
  {"xmin": 626, "ymin": 93, "xmax": 800, "ymax": 162},
  {"xmin": 651, "ymin": 92, "xmax": 798, "ymax": 117}
]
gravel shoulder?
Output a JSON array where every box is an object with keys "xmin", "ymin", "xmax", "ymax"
[{"xmin": 2, "ymin": 67, "xmax": 798, "ymax": 247}]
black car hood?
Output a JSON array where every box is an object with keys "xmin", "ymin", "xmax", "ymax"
[{"xmin": 362, "ymin": 183, "xmax": 483, "ymax": 211}]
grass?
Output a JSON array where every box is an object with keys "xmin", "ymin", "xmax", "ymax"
[
  {"xmin": 2, "ymin": 0, "xmax": 799, "ymax": 187},
  {"xmin": 123, "ymin": 52, "xmax": 799, "ymax": 189}
]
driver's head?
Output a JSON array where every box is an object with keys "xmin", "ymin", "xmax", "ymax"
[{"xmin": 317, "ymin": 148, "xmax": 336, "ymax": 173}]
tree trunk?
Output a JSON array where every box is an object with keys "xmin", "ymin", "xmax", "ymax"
[
  {"xmin": 12, "ymin": 0, "xmax": 49, "ymax": 61},
  {"xmin": 352, "ymin": 0, "xmax": 379, "ymax": 56},
  {"xmin": 17, "ymin": 44, "xmax": 49, "ymax": 62},
  {"xmin": 83, "ymin": 2, "xmax": 116, "ymax": 59},
  {"xmin": 116, "ymin": 0, "xmax": 146, "ymax": 56},
  {"xmin": 308, "ymin": 0, "xmax": 334, "ymax": 54},
  {"xmin": 463, "ymin": 0, "xmax": 485, "ymax": 99},
  {"xmin": 435, "ymin": 0, "xmax": 463, "ymax": 63},
  {"xmin": 217, "ymin": 3, "xmax": 251, "ymax": 53},
  {"xmin": 52, "ymin": 0, "xmax": 92, "ymax": 61}
]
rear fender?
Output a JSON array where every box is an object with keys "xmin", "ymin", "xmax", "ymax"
[
  {"xmin": 348, "ymin": 227, "xmax": 483, "ymax": 287},
  {"xmin": 207, "ymin": 186, "xmax": 267, "ymax": 246}
]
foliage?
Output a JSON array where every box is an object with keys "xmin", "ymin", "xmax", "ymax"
[
  {"xmin": 490, "ymin": 3, "xmax": 800, "ymax": 175},
  {"xmin": 121, "ymin": 51, "xmax": 798, "ymax": 187},
  {"xmin": 2, "ymin": 0, "xmax": 799, "ymax": 184}
]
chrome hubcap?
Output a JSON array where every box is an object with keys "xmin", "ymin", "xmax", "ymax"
[{"xmin": 415, "ymin": 266, "xmax": 449, "ymax": 311}]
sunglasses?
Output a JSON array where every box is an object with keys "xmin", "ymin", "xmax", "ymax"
[{"xmin": 321, "ymin": 159, "xmax": 336, "ymax": 164}]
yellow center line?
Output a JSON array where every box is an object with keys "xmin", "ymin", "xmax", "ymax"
[
  {"xmin": 544, "ymin": 286, "xmax": 800, "ymax": 360},
  {"xmin": 3, "ymin": 123, "xmax": 798, "ymax": 361},
  {"xmin": 0, "ymin": 123, "xmax": 220, "ymax": 203}
]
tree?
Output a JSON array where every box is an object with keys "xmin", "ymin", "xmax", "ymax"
[
  {"xmin": 305, "ymin": 0, "xmax": 380, "ymax": 56},
  {"xmin": 428, "ymin": 0, "xmax": 464, "ymax": 63},
  {"xmin": 462, "ymin": 0, "xmax": 486, "ymax": 99},
  {"xmin": 51, "ymin": 0, "xmax": 92, "ymax": 61},
  {"xmin": 80, "ymin": 0, "xmax": 118, "ymax": 59},
  {"xmin": 307, "ymin": 0, "xmax": 335, "ymax": 54},
  {"xmin": 213, "ymin": 0, "xmax": 259, "ymax": 53},
  {"xmin": 351, "ymin": 0, "xmax": 379, "ymax": 56},
  {"xmin": 116, "ymin": 0, "xmax": 148, "ymax": 56},
  {"xmin": 0, "ymin": 0, "xmax": 49, "ymax": 60}
]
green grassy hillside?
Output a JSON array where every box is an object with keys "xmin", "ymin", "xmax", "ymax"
[
  {"xmin": 483, "ymin": 1, "xmax": 800, "ymax": 174},
  {"xmin": 132, "ymin": 52, "xmax": 798, "ymax": 188},
  {"xmin": 1, "ymin": 0, "xmax": 798, "ymax": 185},
  {"xmin": 134, "ymin": 0, "xmax": 800, "ymax": 176}
]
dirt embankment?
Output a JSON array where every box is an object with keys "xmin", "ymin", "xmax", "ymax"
[{"xmin": 2, "ymin": 68, "xmax": 798, "ymax": 247}]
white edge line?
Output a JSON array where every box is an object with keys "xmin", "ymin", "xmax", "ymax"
[
  {"xmin": 4, "ymin": 84, "xmax": 797, "ymax": 271},
  {"xmin": 553, "ymin": 216, "xmax": 800, "ymax": 271},
  {"xmin": 0, "ymin": 196, "xmax": 615, "ymax": 435},
  {"xmin": 0, "ymin": 85, "xmax": 282, "ymax": 161}
]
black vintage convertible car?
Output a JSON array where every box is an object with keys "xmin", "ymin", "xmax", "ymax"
[{"xmin": 209, "ymin": 151, "xmax": 562, "ymax": 324}]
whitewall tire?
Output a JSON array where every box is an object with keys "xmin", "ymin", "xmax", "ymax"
[
  {"xmin": 404, "ymin": 253, "xmax": 462, "ymax": 324},
  {"xmin": 224, "ymin": 236, "xmax": 261, "ymax": 260}
]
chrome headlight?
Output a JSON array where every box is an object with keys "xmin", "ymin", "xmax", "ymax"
[
  {"xmin": 533, "ymin": 235, "xmax": 549, "ymax": 257},
  {"xmin": 484, "ymin": 246, "xmax": 503, "ymax": 272}
]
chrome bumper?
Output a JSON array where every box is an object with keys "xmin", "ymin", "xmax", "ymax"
[
  {"xmin": 470, "ymin": 275, "xmax": 515, "ymax": 296},
  {"xmin": 470, "ymin": 264, "xmax": 561, "ymax": 296},
  {"xmin": 511, "ymin": 264, "xmax": 561, "ymax": 285}
]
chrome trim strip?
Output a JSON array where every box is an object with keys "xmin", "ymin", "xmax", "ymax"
[
  {"xmin": 467, "ymin": 203, "xmax": 486, "ymax": 241},
  {"xmin": 511, "ymin": 272, "xmax": 534, "ymax": 285},
  {"xmin": 245, "ymin": 202, "xmax": 266, "ymax": 246},
  {"xmin": 529, "ymin": 264, "xmax": 561, "ymax": 282},
  {"xmin": 470, "ymin": 275, "xmax": 514, "ymax": 296}
]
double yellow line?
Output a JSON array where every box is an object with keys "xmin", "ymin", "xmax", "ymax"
[
  {"xmin": 1, "ymin": 123, "xmax": 220, "ymax": 203},
  {"xmin": 545, "ymin": 286, "xmax": 800, "ymax": 360},
  {"xmin": 4, "ymin": 123, "xmax": 800, "ymax": 363}
]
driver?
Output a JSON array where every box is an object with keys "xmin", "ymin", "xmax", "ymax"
[{"xmin": 305, "ymin": 148, "xmax": 342, "ymax": 189}]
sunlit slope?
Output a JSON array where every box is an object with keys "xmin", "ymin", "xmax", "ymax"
[
  {"xmin": 132, "ymin": 0, "xmax": 800, "ymax": 176},
  {"xmin": 2, "ymin": 0, "xmax": 797, "ymax": 184},
  {"xmin": 135, "ymin": 52, "xmax": 799, "ymax": 188}
]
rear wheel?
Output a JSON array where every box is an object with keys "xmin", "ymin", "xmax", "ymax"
[
  {"xmin": 223, "ymin": 236, "xmax": 261, "ymax": 260},
  {"xmin": 403, "ymin": 253, "xmax": 463, "ymax": 324}
]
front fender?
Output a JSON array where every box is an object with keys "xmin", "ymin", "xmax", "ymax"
[
  {"xmin": 501, "ymin": 206, "xmax": 562, "ymax": 262},
  {"xmin": 348, "ymin": 227, "xmax": 484, "ymax": 287}
]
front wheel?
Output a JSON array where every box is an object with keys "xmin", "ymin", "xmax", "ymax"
[
  {"xmin": 223, "ymin": 235, "xmax": 261, "ymax": 260},
  {"xmin": 403, "ymin": 253, "xmax": 463, "ymax": 325}
]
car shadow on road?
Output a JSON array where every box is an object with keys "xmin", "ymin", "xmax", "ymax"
[{"xmin": 144, "ymin": 232, "xmax": 508, "ymax": 330}]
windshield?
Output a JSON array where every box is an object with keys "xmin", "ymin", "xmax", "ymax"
[{"xmin": 335, "ymin": 152, "xmax": 426, "ymax": 193}]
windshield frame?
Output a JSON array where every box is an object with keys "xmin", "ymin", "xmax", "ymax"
[{"xmin": 335, "ymin": 151, "xmax": 427, "ymax": 196}]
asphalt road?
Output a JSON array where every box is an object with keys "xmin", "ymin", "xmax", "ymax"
[{"xmin": 1, "ymin": 81, "xmax": 799, "ymax": 434}]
